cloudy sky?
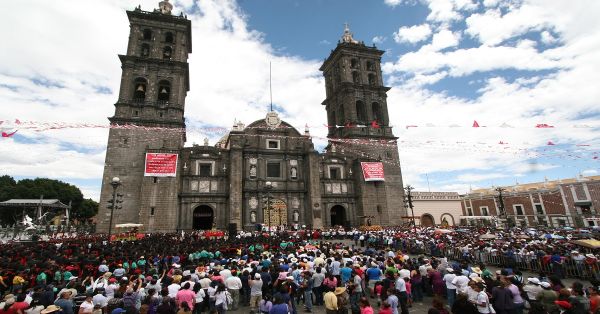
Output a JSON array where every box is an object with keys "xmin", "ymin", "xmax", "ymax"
[{"xmin": 1, "ymin": 0, "xmax": 599, "ymax": 200}]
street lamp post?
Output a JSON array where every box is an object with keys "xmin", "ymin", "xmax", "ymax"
[
  {"xmin": 107, "ymin": 177, "xmax": 122, "ymax": 241},
  {"xmin": 404, "ymin": 185, "xmax": 415, "ymax": 231},
  {"xmin": 265, "ymin": 181, "xmax": 273, "ymax": 234}
]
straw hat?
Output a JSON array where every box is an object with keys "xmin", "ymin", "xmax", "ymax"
[
  {"xmin": 41, "ymin": 305, "xmax": 61, "ymax": 314},
  {"xmin": 471, "ymin": 267, "xmax": 482, "ymax": 274},
  {"xmin": 334, "ymin": 287, "xmax": 347, "ymax": 295}
]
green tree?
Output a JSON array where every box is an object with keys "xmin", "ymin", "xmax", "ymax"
[
  {"xmin": 74, "ymin": 198, "xmax": 99, "ymax": 220},
  {"xmin": 0, "ymin": 176, "xmax": 97, "ymax": 224}
]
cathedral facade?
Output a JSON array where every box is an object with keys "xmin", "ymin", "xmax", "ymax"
[{"xmin": 96, "ymin": 1, "xmax": 406, "ymax": 233}]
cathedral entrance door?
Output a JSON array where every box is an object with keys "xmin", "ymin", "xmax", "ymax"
[
  {"xmin": 193, "ymin": 205, "xmax": 214, "ymax": 230},
  {"xmin": 330, "ymin": 205, "xmax": 346, "ymax": 227},
  {"xmin": 420, "ymin": 214, "xmax": 434, "ymax": 227}
]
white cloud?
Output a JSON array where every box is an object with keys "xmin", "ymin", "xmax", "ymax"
[
  {"xmin": 582, "ymin": 169, "xmax": 599, "ymax": 176},
  {"xmin": 373, "ymin": 36, "xmax": 387, "ymax": 44},
  {"xmin": 393, "ymin": 24, "xmax": 432, "ymax": 44},
  {"xmin": 0, "ymin": 0, "xmax": 327, "ymax": 199},
  {"xmin": 384, "ymin": 0, "xmax": 404, "ymax": 7},
  {"xmin": 540, "ymin": 31, "xmax": 557, "ymax": 44},
  {"xmin": 430, "ymin": 29, "xmax": 461, "ymax": 51}
]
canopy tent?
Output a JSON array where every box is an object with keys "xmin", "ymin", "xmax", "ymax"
[
  {"xmin": 571, "ymin": 239, "xmax": 600, "ymax": 249},
  {"xmin": 479, "ymin": 233, "xmax": 497, "ymax": 240},
  {"xmin": 434, "ymin": 229, "xmax": 453, "ymax": 234},
  {"xmin": 115, "ymin": 223, "xmax": 143, "ymax": 228},
  {"xmin": 0, "ymin": 199, "xmax": 72, "ymax": 229}
]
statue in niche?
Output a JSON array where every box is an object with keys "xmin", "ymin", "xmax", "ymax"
[
  {"xmin": 290, "ymin": 167, "xmax": 297, "ymax": 179},
  {"xmin": 293, "ymin": 210, "xmax": 299, "ymax": 222},
  {"xmin": 249, "ymin": 165, "xmax": 257, "ymax": 178},
  {"xmin": 250, "ymin": 211, "xmax": 257, "ymax": 223}
]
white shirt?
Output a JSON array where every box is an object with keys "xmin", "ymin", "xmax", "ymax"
[
  {"xmin": 443, "ymin": 273, "xmax": 457, "ymax": 289},
  {"xmin": 168, "ymin": 283, "xmax": 181, "ymax": 298},
  {"xmin": 395, "ymin": 277, "xmax": 407, "ymax": 292},
  {"xmin": 219, "ymin": 269, "xmax": 232, "ymax": 281},
  {"xmin": 199, "ymin": 278, "xmax": 212, "ymax": 289},
  {"xmin": 225, "ymin": 276, "xmax": 242, "ymax": 290},
  {"xmin": 399, "ymin": 269, "xmax": 410, "ymax": 279},
  {"xmin": 476, "ymin": 291, "xmax": 490, "ymax": 313},
  {"xmin": 452, "ymin": 275, "xmax": 469, "ymax": 294}
]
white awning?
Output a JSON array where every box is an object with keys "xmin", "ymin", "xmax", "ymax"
[{"xmin": 459, "ymin": 216, "xmax": 497, "ymax": 220}]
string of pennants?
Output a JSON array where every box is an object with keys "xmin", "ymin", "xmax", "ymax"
[
  {"xmin": 1, "ymin": 119, "xmax": 599, "ymax": 160},
  {"xmin": 1, "ymin": 119, "xmax": 599, "ymax": 136}
]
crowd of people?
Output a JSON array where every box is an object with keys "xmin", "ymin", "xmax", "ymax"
[{"xmin": 0, "ymin": 226, "xmax": 599, "ymax": 314}]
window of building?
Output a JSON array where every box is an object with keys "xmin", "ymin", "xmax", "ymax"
[
  {"xmin": 196, "ymin": 161, "xmax": 213, "ymax": 176},
  {"xmin": 338, "ymin": 105, "xmax": 345, "ymax": 125},
  {"xmin": 372, "ymin": 102, "xmax": 381, "ymax": 122},
  {"xmin": 350, "ymin": 58, "xmax": 359, "ymax": 69},
  {"xmin": 329, "ymin": 167, "xmax": 340, "ymax": 179},
  {"xmin": 467, "ymin": 208, "xmax": 473, "ymax": 216},
  {"xmin": 141, "ymin": 43, "xmax": 150, "ymax": 57},
  {"xmin": 514, "ymin": 205, "xmax": 524, "ymax": 216},
  {"xmin": 266, "ymin": 161, "xmax": 281, "ymax": 178},
  {"xmin": 352, "ymin": 71, "xmax": 360, "ymax": 84},
  {"xmin": 535, "ymin": 204, "xmax": 544, "ymax": 215},
  {"xmin": 368, "ymin": 73, "xmax": 376, "ymax": 85},
  {"xmin": 143, "ymin": 29, "xmax": 152, "ymax": 40},
  {"xmin": 163, "ymin": 46, "xmax": 172, "ymax": 59},
  {"xmin": 266, "ymin": 139, "xmax": 280, "ymax": 150},
  {"xmin": 199, "ymin": 164, "xmax": 212, "ymax": 176},
  {"xmin": 153, "ymin": 177, "xmax": 157, "ymax": 183},
  {"xmin": 356, "ymin": 101, "xmax": 367, "ymax": 123},
  {"xmin": 589, "ymin": 220, "xmax": 596, "ymax": 226},
  {"xmin": 133, "ymin": 77, "xmax": 147, "ymax": 100},
  {"xmin": 150, "ymin": 207, "xmax": 155, "ymax": 216},
  {"xmin": 165, "ymin": 32, "xmax": 174, "ymax": 43},
  {"xmin": 157, "ymin": 80, "xmax": 171, "ymax": 102},
  {"xmin": 133, "ymin": 110, "xmax": 139, "ymax": 117},
  {"xmin": 538, "ymin": 217, "xmax": 547, "ymax": 226},
  {"xmin": 366, "ymin": 61, "xmax": 375, "ymax": 71},
  {"xmin": 480, "ymin": 206, "xmax": 489, "ymax": 216}
]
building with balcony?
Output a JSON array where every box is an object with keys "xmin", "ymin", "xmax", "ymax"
[{"xmin": 460, "ymin": 175, "xmax": 600, "ymax": 227}]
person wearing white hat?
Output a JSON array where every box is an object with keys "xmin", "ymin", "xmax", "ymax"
[
  {"xmin": 523, "ymin": 277, "xmax": 543, "ymax": 302},
  {"xmin": 443, "ymin": 268, "xmax": 457, "ymax": 307},
  {"xmin": 248, "ymin": 273, "xmax": 263, "ymax": 313}
]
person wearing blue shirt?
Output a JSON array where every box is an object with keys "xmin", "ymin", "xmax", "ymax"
[
  {"xmin": 366, "ymin": 263, "xmax": 382, "ymax": 298},
  {"xmin": 340, "ymin": 263, "xmax": 352, "ymax": 284}
]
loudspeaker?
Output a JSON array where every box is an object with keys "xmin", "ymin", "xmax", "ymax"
[{"xmin": 228, "ymin": 223, "xmax": 237, "ymax": 237}]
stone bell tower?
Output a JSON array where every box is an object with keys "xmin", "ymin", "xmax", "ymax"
[
  {"xmin": 320, "ymin": 25, "xmax": 405, "ymax": 226},
  {"xmin": 96, "ymin": 0, "xmax": 192, "ymax": 233}
]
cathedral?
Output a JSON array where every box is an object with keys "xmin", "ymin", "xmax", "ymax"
[{"xmin": 96, "ymin": 1, "xmax": 406, "ymax": 233}]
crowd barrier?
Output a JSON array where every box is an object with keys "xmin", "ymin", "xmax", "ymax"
[{"xmin": 428, "ymin": 246, "xmax": 600, "ymax": 280}]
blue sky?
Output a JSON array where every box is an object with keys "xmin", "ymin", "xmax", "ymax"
[{"xmin": 0, "ymin": 0, "xmax": 599, "ymax": 200}]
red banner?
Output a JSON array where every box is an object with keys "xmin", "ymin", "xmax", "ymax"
[
  {"xmin": 144, "ymin": 153, "xmax": 178, "ymax": 177},
  {"xmin": 361, "ymin": 162, "xmax": 385, "ymax": 181}
]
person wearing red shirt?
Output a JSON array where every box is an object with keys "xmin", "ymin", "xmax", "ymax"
[{"xmin": 9, "ymin": 294, "xmax": 29, "ymax": 314}]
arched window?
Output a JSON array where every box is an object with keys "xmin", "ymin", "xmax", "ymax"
[
  {"xmin": 165, "ymin": 32, "xmax": 174, "ymax": 43},
  {"xmin": 350, "ymin": 58, "xmax": 359, "ymax": 69},
  {"xmin": 163, "ymin": 46, "xmax": 172, "ymax": 59},
  {"xmin": 368, "ymin": 73, "xmax": 376, "ymax": 85},
  {"xmin": 140, "ymin": 43, "xmax": 150, "ymax": 57},
  {"xmin": 352, "ymin": 71, "xmax": 360, "ymax": 84},
  {"xmin": 372, "ymin": 102, "xmax": 381, "ymax": 123},
  {"xmin": 157, "ymin": 80, "xmax": 171, "ymax": 102},
  {"xmin": 366, "ymin": 61, "xmax": 375, "ymax": 71},
  {"xmin": 143, "ymin": 29, "xmax": 152, "ymax": 40},
  {"xmin": 133, "ymin": 78, "xmax": 147, "ymax": 101},
  {"xmin": 356, "ymin": 101, "xmax": 366, "ymax": 123}
]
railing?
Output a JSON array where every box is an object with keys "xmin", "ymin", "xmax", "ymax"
[{"xmin": 426, "ymin": 245, "xmax": 600, "ymax": 280}]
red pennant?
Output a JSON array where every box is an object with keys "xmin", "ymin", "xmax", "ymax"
[
  {"xmin": 547, "ymin": 141, "xmax": 555, "ymax": 145},
  {"xmin": 1, "ymin": 130, "xmax": 18, "ymax": 138},
  {"xmin": 498, "ymin": 141, "xmax": 508, "ymax": 145},
  {"xmin": 472, "ymin": 120, "xmax": 480, "ymax": 127},
  {"xmin": 371, "ymin": 120, "xmax": 380, "ymax": 129},
  {"xmin": 536, "ymin": 124, "xmax": 555, "ymax": 128},
  {"xmin": 14, "ymin": 119, "xmax": 21, "ymax": 125}
]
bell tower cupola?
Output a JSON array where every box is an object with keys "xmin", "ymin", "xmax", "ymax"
[{"xmin": 320, "ymin": 24, "xmax": 395, "ymax": 140}]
